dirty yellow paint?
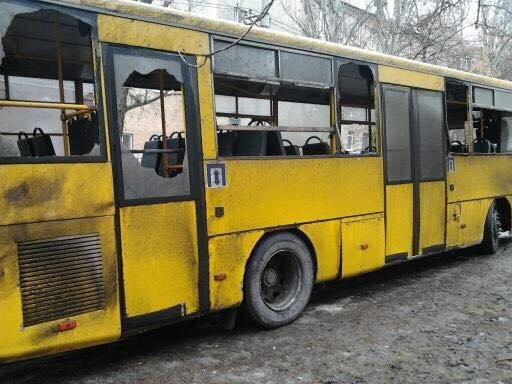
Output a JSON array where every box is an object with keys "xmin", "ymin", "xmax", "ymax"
[
  {"xmin": 418, "ymin": 181, "xmax": 446, "ymax": 253},
  {"xmin": 205, "ymin": 157, "xmax": 384, "ymax": 236},
  {"xmin": 385, "ymin": 184, "xmax": 413, "ymax": 257},
  {"xmin": 208, "ymin": 219, "xmax": 343, "ymax": 310},
  {"xmin": 120, "ymin": 202, "xmax": 199, "ymax": 317},
  {"xmin": 208, "ymin": 230, "xmax": 264, "ymax": 310},
  {"xmin": 446, "ymin": 203, "xmax": 462, "ymax": 248},
  {"xmin": 0, "ymin": 216, "xmax": 120, "ymax": 362},
  {"xmin": 197, "ymin": 58, "xmax": 217, "ymax": 160},
  {"xmin": 97, "ymin": 15, "xmax": 209, "ymax": 56},
  {"xmin": 379, "ymin": 66, "xmax": 445, "ymax": 91},
  {"xmin": 447, "ymin": 155, "xmax": 512, "ymax": 203},
  {"xmin": 7, "ymin": 0, "xmax": 512, "ymax": 364},
  {"xmin": 0, "ymin": 163, "xmax": 115, "ymax": 227},
  {"xmin": 446, "ymin": 199, "xmax": 493, "ymax": 248},
  {"xmin": 446, "ymin": 155, "xmax": 512, "ymax": 249},
  {"xmin": 299, "ymin": 220, "xmax": 341, "ymax": 282},
  {"xmin": 341, "ymin": 216, "xmax": 385, "ymax": 278}
]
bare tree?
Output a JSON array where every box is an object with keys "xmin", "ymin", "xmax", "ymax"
[
  {"xmin": 477, "ymin": 0, "xmax": 512, "ymax": 79},
  {"xmin": 278, "ymin": 0, "xmax": 378, "ymax": 45},
  {"xmin": 279, "ymin": 0, "xmax": 474, "ymax": 68}
]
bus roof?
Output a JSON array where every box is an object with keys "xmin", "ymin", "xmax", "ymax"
[{"xmin": 48, "ymin": 0, "xmax": 512, "ymax": 91}]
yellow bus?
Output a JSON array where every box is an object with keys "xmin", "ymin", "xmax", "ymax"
[{"xmin": 1, "ymin": 0, "xmax": 511, "ymax": 362}]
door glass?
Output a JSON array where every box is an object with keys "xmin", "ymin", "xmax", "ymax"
[
  {"xmin": 383, "ymin": 86, "xmax": 411, "ymax": 183},
  {"xmin": 112, "ymin": 51, "xmax": 190, "ymax": 200},
  {"xmin": 416, "ymin": 91, "xmax": 444, "ymax": 180}
]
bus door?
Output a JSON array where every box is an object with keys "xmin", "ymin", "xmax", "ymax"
[
  {"xmin": 105, "ymin": 45, "xmax": 208, "ymax": 329},
  {"xmin": 382, "ymin": 85, "xmax": 446, "ymax": 260}
]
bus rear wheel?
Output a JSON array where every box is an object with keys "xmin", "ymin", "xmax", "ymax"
[
  {"xmin": 243, "ymin": 233, "xmax": 314, "ymax": 328},
  {"xmin": 479, "ymin": 201, "xmax": 500, "ymax": 255}
]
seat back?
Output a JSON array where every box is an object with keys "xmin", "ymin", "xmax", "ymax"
[
  {"xmin": 266, "ymin": 131, "xmax": 285, "ymax": 156},
  {"xmin": 474, "ymin": 138, "xmax": 492, "ymax": 153},
  {"xmin": 217, "ymin": 131, "xmax": 237, "ymax": 156},
  {"xmin": 282, "ymin": 139, "xmax": 300, "ymax": 156},
  {"xmin": 302, "ymin": 136, "xmax": 330, "ymax": 155},
  {"xmin": 234, "ymin": 131, "xmax": 267, "ymax": 156},
  {"xmin": 158, "ymin": 132, "xmax": 186, "ymax": 177}
]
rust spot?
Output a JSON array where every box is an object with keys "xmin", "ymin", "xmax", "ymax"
[
  {"xmin": 214, "ymin": 272, "xmax": 227, "ymax": 281},
  {"xmin": 4, "ymin": 183, "xmax": 30, "ymax": 202}
]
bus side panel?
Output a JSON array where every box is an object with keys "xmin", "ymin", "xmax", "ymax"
[
  {"xmin": 205, "ymin": 157, "xmax": 384, "ymax": 236},
  {"xmin": 419, "ymin": 181, "xmax": 446, "ymax": 253},
  {"xmin": 341, "ymin": 216, "xmax": 385, "ymax": 278},
  {"xmin": 300, "ymin": 220, "xmax": 341, "ymax": 283},
  {"xmin": 119, "ymin": 202, "xmax": 200, "ymax": 318},
  {"xmin": 446, "ymin": 199, "xmax": 493, "ymax": 249},
  {"xmin": 208, "ymin": 230, "xmax": 264, "ymax": 310},
  {"xmin": 385, "ymin": 184, "xmax": 413, "ymax": 257},
  {"xmin": 378, "ymin": 65, "xmax": 444, "ymax": 91},
  {"xmin": 208, "ymin": 219, "xmax": 343, "ymax": 310},
  {"xmin": 447, "ymin": 155, "xmax": 512, "ymax": 248},
  {"xmin": 0, "ymin": 216, "xmax": 120, "ymax": 362},
  {"xmin": 448, "ymin": 155, "xmax": 512, "ymax": 203},
  {"xmin": 0, "ymin": 163, "xmax": 114, "ymax": 226}
]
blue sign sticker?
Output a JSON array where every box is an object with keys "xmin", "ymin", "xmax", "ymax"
[{"xmin": 206, "ymin": 163, "xmax": 227, "ymax": 188}]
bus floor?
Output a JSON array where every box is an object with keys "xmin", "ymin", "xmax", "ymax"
[{"xmin": 1, "ymin": 242, "xmax": 511, "ymax": 384}]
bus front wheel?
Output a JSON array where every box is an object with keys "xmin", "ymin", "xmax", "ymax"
[
  {"xmin": 479, "ymin": 201, "xmax": 500, "ymax": 255},
  {"xmin": 243, "ymin": 233, "xmax": 314, "ymax": 328}
]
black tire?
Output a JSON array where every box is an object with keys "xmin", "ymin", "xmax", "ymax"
[
  {"xmin": 243, "ymin": 232, "xmax": 314, "ymax": 328},
  {"xmin": 479, "ymin": 201, "xmax": 500, "ymax": 255}
]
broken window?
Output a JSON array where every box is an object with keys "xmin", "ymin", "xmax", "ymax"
[
  {"xmin": 112, "ymin": 49, "xmax": 190, "ymax": 200},
  {"xmin": 213, "ymin": 40, "xmax": 278, "ymax": 79},
  {"xmin": 446, "ymin": 81, "xmax": 469, "ymax": 153},
  {"xmin": 471, "ymin": 86, "xmax": 512, "ymax": 154},
  {"xmin": 0, "ymin": 6, "xmax": 102, "ymax": 159},
  {"xmin": 471, "ymin": 108, "xmax": 512, "ymax": 153},
  {"xmin": 337, "ymin": 62, "xmax": 376, "ymax": 155},
  {"xmin": 278, "ymin": 101, "xmax": 331, "ymax": 154},
  {"xmin": 214, "ymin": 76, "xmax": 334, "ymax": 157},
  {"xmin": 280, "ymin": 51, "xmax": 332, "ymax": 85}
]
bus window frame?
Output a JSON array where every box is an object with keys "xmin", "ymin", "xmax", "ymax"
[
  {"xmin": 469, "ymin": 83, "xmax": 512, "ymax": 155},
  {"xmin": 445, "ymin": 78, "xmax": 469, "ymax": 156},
  {"xmin": 211, "ymin": 39, "xmax": 383, "ymax": 160},
  {"xmin": 211, "ymin": 35, "xmax": 335, "ymax": 89},
  {"xmin": 0, "ymin": 2, "xmax": 108, "ymax": 164},
  {"xmin": 335, "ymin": 58, "xmax": 381, "ymax": 158},
  {"xmin": 213, "ymin": 74, "xmax": 338, "ymax": 160},
  {"xmin": 103, "ymin": 43, "xmax": 204, "ymax": 207}
]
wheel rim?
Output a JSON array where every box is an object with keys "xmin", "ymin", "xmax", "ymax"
[
  {"xmin": 491, "ymin": 205, "xmax": 500, "ymax": 242},
  {"xmin": 260, "ymin": 249, "xmax": 302, "ymax": 312}
]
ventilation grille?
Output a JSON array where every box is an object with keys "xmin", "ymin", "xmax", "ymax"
[{"xmin": 17, "ymin": 234, "xmax": 106, "ymax": 327}]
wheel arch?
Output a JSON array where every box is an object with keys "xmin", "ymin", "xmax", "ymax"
[
  {"xmin": 246, "ymin": 228, "xmax": 318, "ymax": 283},
  {"xmin": 495, "ymin": 197, "xmax": 511, "ymax": 232}
]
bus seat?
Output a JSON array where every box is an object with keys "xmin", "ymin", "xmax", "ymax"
[
  {"xmin": 282, "ymin": 139, "xmax": 300, "ymax": 156},
  {"xmin": 217, "ymin": 131, "xmax": 237, "ymax": 156},
  {"xmin": 157, "ymin": 132, "xmax": 186, "ymax": 177},
  {"xmin": 266, "ymin": 131, "xmax": 285, "ymax": 156},
  {"xmin": 449, "ymin": 140, "xmax": 466, "ymax": 153},
  {"xmin": 473, "ymin": 138, "xmax": 492, "ymax": 153},
  {"xmin": 302, "ymin": 136, "xmax": 330, "ymax": 155},
  {"xmin": 234, "ymin": 131, "xmax": 267, "ymax": 156}
]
